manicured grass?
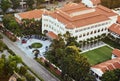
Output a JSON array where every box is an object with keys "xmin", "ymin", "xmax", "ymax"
[
  {"xmin": 82, "ymin": 46, "xmax": 113, "ymax": 66},
  {"xmin": 31, "ymin": 43, "xmax": 42, "ymax": 48}
]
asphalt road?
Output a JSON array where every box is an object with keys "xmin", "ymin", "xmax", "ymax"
[{"xmin": 1, "ymin": 33, "xmax": 60, "ymax": 81}]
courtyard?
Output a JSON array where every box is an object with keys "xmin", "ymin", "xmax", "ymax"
[
  {"xmin": 82, "ymin": 46, "xmax": 113, "ymax": 66},
  {"xmin": 15, "ymin": 36, "xmax": 51, "ymax": 58}
]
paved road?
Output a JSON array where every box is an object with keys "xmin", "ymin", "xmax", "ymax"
[{"xmin": 1, "ymin": 33, "xmax": 60, "ymax": 81}]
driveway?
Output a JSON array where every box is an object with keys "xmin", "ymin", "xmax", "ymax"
[{"xmin": 1, "ymin": 33, "xmax": 60, "ymax": 81}]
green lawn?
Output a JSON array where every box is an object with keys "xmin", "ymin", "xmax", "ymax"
[
  {"xmin": 82, "ymin": 46, "xmax": 113, "ymax": 66},
  {"xmin": 31, "ymin": 42, "xmax": 42, "ymax": 48}
]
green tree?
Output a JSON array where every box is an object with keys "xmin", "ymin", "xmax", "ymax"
[
  {"xmin": 3, "ymin": 14, "xmax": 14, "ymax": 28},
  {"xmin": 1, "ymin": 54, "xmax": 6, "ymax": 60},
  {"xmin": 1, "ymin": 0, "xmax": 11, "ymax": 13},
  {"xmin": 25, "ymin": 73, "xmax": 36, "ymax": 81},
  {"xmin": 0, "ymin": 40, "xmax": 6, "ymax": 52},
  {"xmin": 19, "ymin": 66, "xmax": 27, "ymax": 76},
  {"xmin": 21, "ymin": 19, "xmax": 42, "ymax": 35},
  {"xmin": 26, "ymin": 0, "xmax": 34, "ymax": 9},
  {"xmin": 0, "ymin": 34, "xmax": 3, "ymax": 39},
  {"xmin": 3, "ymin": 14, "xmax": 22, "ymax": 37},
  {"xmin": 101, "ymin": 0, "xmax": 120, "ymax": 9},
  {"xmin": 4, "ymin": 55, "xmax": 22, "ymax": 75},
  {"xmin": 0, "ymin": 58, "xmax": 5, "ymax": 76},
  {"xmin": 63, "ymin": 31, "xmax": 79, "ymax": 47},
  {"xmin": 36, "ymin": 0, "xmax": 45, "ymax": 6},
  {"xmin": 101, "ymin": 69, "xmax": 120, "ymax": 81},
  {"xmin": 10, "ymin": 0, "xmax": 20, "ymax": 9},
  {"xmin": 45, "ymin": 37, "xmax": 65, "ymax": 66},
  {"xmin": 17, "ymin": 77, "xmax": 26, "ymax": 81},
  {"xmin": 61, "ymin": 46, "xmax": 90, "ymax": 81}
]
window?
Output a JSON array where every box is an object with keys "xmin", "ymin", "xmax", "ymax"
[
  {"xmin": 83, "ymin": 34, "xmax": 85, "ymax": 37},
  {"xmin": 79, "ymin": 35, "xmax": 82, "ymax": 38},
  {"xmin": 46, "ymin": 24, "xmax": 48, "ymax": 27},
  {"xmin": 94, "ymin": 30, "xmax": 96, "ymax": 33},
  {"xmin": 105, "ymin": 28, "xmax": 107, "ymax": 30},
  {"xmin": 98, "ymin": 29, "xmax": 100, "ymax": 32},
  {"xmin": 87, "ymin": 32, "xmax": 89, "ymax": 35},
  {"xmin": 101, "ymin": 28, "xmax": 104, "ymax": 31},
  {"xmin": 91, "ymin": 31, "xmax": 93, "ymax": 34}
]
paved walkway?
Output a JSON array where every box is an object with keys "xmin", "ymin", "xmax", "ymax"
[
  {"xmin": 15, "ymin": 38, "xmax": 51, "ymax": 58},
  {"xmin": 81, "ymin": 41, "xmax": 107, "ymax": 53},
  {"xmin": 0, "ymin": 33, "xmax": 60, "ymax": 81}
]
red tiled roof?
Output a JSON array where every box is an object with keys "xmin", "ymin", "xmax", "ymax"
[
  {"xmin": 46, "ymin": 31, "xmax": 58, "ymax": 39},
  {"xmin": 118, "ymin": 16, "xmax": 120, "ymax": 23},
  {"xmin": 109, "ymin": 23, "xmax": 120, "ymax": 35},
  {"xmin": 91, "ymin": 0, "xmax": 101, "ymax": 5},
  {"xmin": 112, "ymin": 49, "xmax": 120, "ymax": 57},
  {"xmin": 48, "ymin": 3, "xmax": 117, "ymax": 29},
  {"xmin": 92, "ymin": 57, "xmax": 120, "ymax": 73},
  {"xmin": 15, "ymin": 18, "xmax": 22, "ymax": 24},
  {"xmin": 17, "ymin": 9, "xmax": 49, "ymax": 20}
]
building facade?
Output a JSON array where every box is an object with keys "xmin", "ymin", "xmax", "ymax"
[
  {"xmin": 42, "ymin": 2, "xmax": 118, "ymax": 42},
  {"xmin": 109, "ymin": 23, "xmax": 120, "ymax": 39}
]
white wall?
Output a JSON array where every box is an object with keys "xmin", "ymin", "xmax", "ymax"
[
  {"xmin": 14, "ymin": 14, "xmax": 22, "ymax": 21},
  {"xmin": 42, "ymin": 14, "xmax": 117, "ymax": 41},
  {"xmin": 42, "ymin": 15, "xmax": 66, "ymax": 35},
  {"xmin": 73, "ymin": 20, "xmax": 111, "ymax": 41}
]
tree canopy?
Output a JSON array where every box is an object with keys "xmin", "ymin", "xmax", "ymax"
[
  {"xmin": 101, "ymin": 69, "xmax": 120, "ymax": 81},
  {"xmin": 1, "ymin": 0, "xmax": 11, "ymax": 13},
  {"xmin": 61, "ymin": 46, "xmax": 90, "ymax": 81},
  {"xmin": 45, "ymin": 32, "xmax": 94, "ymax": 81},
  {"xmin": 101, "ymin": 0, "xmax": 120, "ymax": 9},
  {"xmin": 10, "ymin": 0, "xmax": 20, "ymax": 9},
  {"xmin": 26, "ymin": 0, "xmax": 35, "ymax": 9}
]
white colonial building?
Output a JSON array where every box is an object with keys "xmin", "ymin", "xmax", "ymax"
[
  {"xmin": 109, "ymin": 23, "xmax": 120, "ymax": 39},
  {"xmin": 42, "ymin": 2, "xmax": 118, "ymax": 42}
]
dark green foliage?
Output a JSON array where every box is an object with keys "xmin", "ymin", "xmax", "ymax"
[
  {"xmin": 25, "ymin": 73, "xmax": 36, "ymax": 81},
  {"xmin": 61, "ymin": 46, "xmax": 90, "ymax": 81},
  {"xmin": 1, "ymin": 0, "xmax": 11, "ymax": 13},
  {"xmin": 0, "ymin": 55, "xmax": 22, "ymax": 78},
  {"xmin": 45, "ymin": 32, "xmax": 92, "ymax": 81},
  {"xmin": 0, "ymin": 40, "xmax": 6, "ymax": 52},
  {"xmin": 19, "ymin": 66, "xmax": 27, "ymax": 76},
  {"xmin": 45, "ymin": 61, "xmax": 50, "ymax": 67},
  {"xmin": 10, "ymin": 0, "xmax": 20, "ymax": 9},
  {"xmin": 21, "ymin": 19, "xmax": 42, "ymax": 35},
  {"xmin": 3, "ymin": 14, "xmax": 22, "ymax": 37},
  {"xmin": 101, "ymin": 0, "xmax": 120, "ymax": 9},
  {"xmin": 0, "ymin": 34, "xmax": 3, "ymax": 39},
  {"xmin": 101, "ymin": 69, "xmax": 120, "ymax": 81},
  {"xmin": 8, "ymin": 49, "xmax": 16, "ymax": 56},
  {"xmin": 26, "ymin": 0, "xmax": 34, "ymax": 9}
]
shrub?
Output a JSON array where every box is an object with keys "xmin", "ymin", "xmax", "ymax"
[{"xmin": 8, "ymin": 49, "xmax": 16, "ymax": 55}]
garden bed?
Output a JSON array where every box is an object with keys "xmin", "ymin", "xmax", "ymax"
[{"xmin": 31, "ymin": 43, "xmax": 42, "ymax": 48}]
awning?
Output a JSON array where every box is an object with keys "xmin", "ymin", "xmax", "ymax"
[{"xmin": 46, "ymin": 31, "xmax": 58, "ymax": 39}]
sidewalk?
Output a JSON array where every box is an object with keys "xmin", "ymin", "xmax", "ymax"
[{"xmin": 81, "ymin": 41, "xmax": 107, "ymax": 53}]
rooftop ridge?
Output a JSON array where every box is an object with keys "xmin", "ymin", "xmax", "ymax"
[{"xmin": 98, "ymin": 5, "xmax": 111, "ymax": 13}]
